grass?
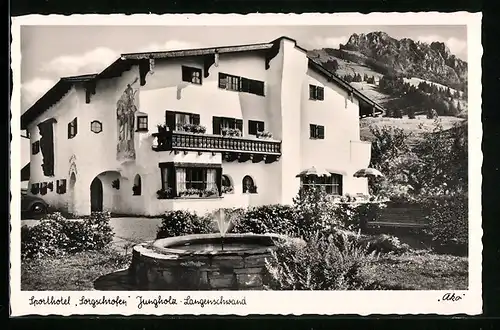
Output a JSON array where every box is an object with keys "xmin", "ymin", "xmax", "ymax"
[
  {"xmin": 360, "ymin": 115, "xmax": 464, "ymax": 143},
  {"xmin": 361, "ymin": 250, "xmax": 468, "ymax": 290},
  {"xmin": 21, "ymin": 249, "xmax": 131, "ymax": 291}
]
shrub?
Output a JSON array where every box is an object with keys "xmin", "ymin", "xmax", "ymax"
[
  {"xmin": 156, "ymin": 210, "xmax": 215, "ymax": 239},
  {"xmin": 21, "ymin": 221, "xmax": 68, "ymax": 259},
  {"xmin": 21, "ymin": 212, "xmax": 114, "ymax": 259},
  {"xmin": 58, "ymin": 212, "xmax": 114, "ymax": 252},
  {"xmin": 264, "ymin": 232, "xmax": 376, "ymax": 290},
  {"xmin": 423, "ymin": 194, "xmax": 468, "ymax": 255},
  {"xmin": 292, "ymin": 186, "xmax": 340, "ymax": 239},
  {"xmin": 231, "ymin": 204, "xmax": 299, "ymax": 236}
]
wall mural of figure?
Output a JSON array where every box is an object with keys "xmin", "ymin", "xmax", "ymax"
[{"xmin": 116, "ymin": 78, "xmax": 139, "ymax": 161}]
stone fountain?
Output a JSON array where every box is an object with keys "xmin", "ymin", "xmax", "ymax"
[{"xmin": 129, "ymin": 209, "xmax": 285, "ymax": 290}]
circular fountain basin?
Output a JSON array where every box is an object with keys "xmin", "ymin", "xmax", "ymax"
[{"xmin": 129, "ymin": 233, "xmax": 286, "ymax": 290}]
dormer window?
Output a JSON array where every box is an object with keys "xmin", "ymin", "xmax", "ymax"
[{"xmin": 182, "ymin": 66, "xmax": 202, "ymax": 85}]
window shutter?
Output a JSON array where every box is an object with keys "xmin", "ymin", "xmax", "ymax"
[
  {"xmin": 257, "ymin": 81, "xmax": 265, "ymax": 96},
  {"xmin": 191, "ymin": 114, "xmax": 201, "ymax": 125},
  {"xmin": 181, "ymin": 66, "xmax": 191, "ymax": 82},
  {"xmin": 212, "ymin": 117, "xmax": 221, "ymax": 135},
  {"xmin": 167, "ymin": 164, "xmax": 177, "ymax": 196},
  {"xmin": 67, "ymin": 122, "xmax": 72, "ymax": 138},
  {"xmin": 317, "ymin": 125, "xmax": 325, "ymax": 139},
  {"xmin": 310, "ymin": 124, "xmax": 316, "ymax": 138},
  {"xmin": 166, "ymin": 111, "xmax": 176, "ymax": 131},
  {"xmin": 73, "ymin": 118, "xmax": 78, "ymax": 137},
  {"xmin": 236, "ymin": 119, "xmax": 243, "ymax": 134},
  {"xmin": 218, "ymin": 73, "xmax": 227, "ymax": 89},
  {"xmin": 317, "ymin": 87, "xmax": 325, "ymax": 100},
  {"xmin": 248, "ymin": 121, "xmax": 255, "ymax": 135},
  {"xmin": 240, "ymin": 78, "xmax": 250, "ymax": 93},
  {"xmin": 309, "ymin": 85, "xmax": 316, "ymax": 100}
]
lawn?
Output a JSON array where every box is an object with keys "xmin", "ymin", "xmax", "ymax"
[
  {"xmin": 21, "ymin": 248, "xmax": 468, "ymax": 291},
  {"xmin": 21, "ymin": 249, "xmax": 130, "ymax": 291},
  {"xmin": 361, "ymin": 251, "xmax": 468, "ymax": 290}
]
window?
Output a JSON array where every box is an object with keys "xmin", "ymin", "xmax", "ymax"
[
  {"xmin": 133, "ymin": 174, "xmax": 142, "ymax": 196},
  {"xmin": 182, "ymin": 66, "xmax": 202, "ymax": 84},
  {"xmin": 221, "ymin": 174, "xmax": 234, "ymax": 194},
  {"xmin": 31, "ymin": 141, "xmax": 40, "ymax": 155},
  {"xmin": 137, "ymin": 115, "xmax": 148, "ymax": 131},
  {"xmin": 242, "ymin": 175, "xmax": 257, "ymax": 194},
  {"xmin": 213, "ymin": 116, "xmax": 243, "ymax": 135},
  {"xmin": 309, "ymin": 84, "xmax": 325, "ymax": 101},
  {"xmin": 310, "ymin": 124, "xmax": 325, "ymax": 139},
  {"xmin": 68, "ymin": 117, "xmax": 78, "ymax": 139},
  {"xmin": 90, "ymin": 120, "xmax": 102, "ymax": 134},
  {"xmin": 301, "ymin": 173, "xmax": 343, "ymax": 195},
  {"xmin": 218, "ymin": 73, "xmax": 265, "ymax": 96},
  {"xmin": 159, "ymin": 162, "xmax": 222, "ymax": 198},
  {"xmin": 248, "ymin": 120, "xmax": 265, "ymax": 135},
  {"xmin": 166, "ymin": 111, "xmax": 200, "ymax": 131}
]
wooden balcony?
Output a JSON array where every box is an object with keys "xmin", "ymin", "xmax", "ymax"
[{"xmin": 152, "ymin": 131, "xmax": 281, "ymax": 163}]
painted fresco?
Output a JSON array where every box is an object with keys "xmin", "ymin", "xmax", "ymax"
[{"xmin": 116, "ymin": 79, "xmax": 139, "ymax": 161}]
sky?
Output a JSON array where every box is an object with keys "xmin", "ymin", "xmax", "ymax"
[{"xmin": 19, "ymin": 25, "xmax": 467, "ymax": 113}]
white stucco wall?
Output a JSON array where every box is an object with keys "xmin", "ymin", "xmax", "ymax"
[{"xmin": 26, "ymin": 38, "xmax": 372, "ymax": 216}]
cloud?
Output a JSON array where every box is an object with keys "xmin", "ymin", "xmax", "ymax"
[
  {"xmin": 416, "ymin": 35, "xmax": 467, "ymax": 59},
  {"xmin": 21, "ymin": 78, "xmax": 57, "ymax": 112},
  {"xmin": 305, "ymin": 36, "xmax": 350, "ymax": 50},
  {"xmin": 41, "ymin": 47, "xmax": 120, "ymax": 77},
  {"xmin": 137, "ymin": 40, "xmax": 203, "ymax": 52}
]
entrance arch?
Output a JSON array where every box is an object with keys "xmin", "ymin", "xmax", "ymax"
[{"xmin": 90, "ymin": 177, "xmax": 103, "ymax": 212}]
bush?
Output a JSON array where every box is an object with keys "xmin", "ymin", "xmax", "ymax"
[
  {"xmin": 21, "ymin": 212, "xmax": 114, "ymax": 259},
  {"xmin": 333, "ymin": 202, "xmax": 386, "ymax": 232},
  {"xmin": 231, "ymin": 205, "xmax": 298, "ymax": 236},
  {"xmin": 423, "ymin": 194, "xmax": 468, "ymax": 255},
  {"xmin": 58, "ymin": 212, "xmax": 114, "ymax": 252},
  {"xmin": 264, "ymin": 232, "xmax": 376, "ymax": 290},
  {"xmin": 360, "ymin": 234, "xmax": 411, "ymax": 254},
  {"xmin": 156, "ymin": 210, "xmax": 215, "ymax": 239}
]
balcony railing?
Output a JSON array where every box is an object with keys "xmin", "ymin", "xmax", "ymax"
[{"xmin": 152, "ymin": 130, "xmax": 282, "ymax": 156}]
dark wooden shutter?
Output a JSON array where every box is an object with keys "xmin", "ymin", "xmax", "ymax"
[
  {"xmin": 240, "ymin": 77, "xmax": 250, "ymax": 93},
  {"xmin": 73, "ymin": 118, "xmax": 78, "ymax": 137},
  {"xmin": 67, "ymin": 122, "xmax": 72, "ymax": 138},
  {"xmin": 250, "ymin": 80, "xmax": 265, "ymax": 96},
  {"xmin": 167, "ymin": 163, "xmax": 177, "ymax": 196},
  {"xmin": 236, "ymin": 119, "xmax": 243, "ymax": 134},
  {"xmin": 191, "ymin": 114, "xmax": 201, "ymax": 125},
  {"xmin": 248, "ymin": 121, "xmax": 255, "ymax": 135},
  {"xmin": 212, "ymin": 116, "xmax": 221, "ymax": 135},
  {"xmin": 218, "ymin": 73, "xmax": 227, "ymax": 89},
  {"xmin": 216, "ymin": 168, "xmax": 223, "ymax": 196},
  {"xmin": 310, "ymin": 124, "xmax": 316, "ymax": 138},
  {"xmin": 309, "ymin": 85, "xmax": 316, "ymax": 100},
  {"xmin": 181, "ymin": 66, "xmax": 191, "ymax": 82},
  {"xmin": 317, "ymin": 125, "xmax": 325, "ymax": 139},
  {"xmin": 166, "ymin": 111, "xmax": 176, "ymax": 131},
  {"xmin": 258, "ymin": 121, "xmax": 265, "ymax": 132},
  {"xmin": 317, "ymin": 87, "xmax": 325, "ymax": 100}
]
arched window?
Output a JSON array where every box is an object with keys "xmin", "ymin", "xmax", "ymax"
[
  {"xmin": 221, "ymin": 174, "xmax": 234, "ymax": 194},
  {"xmin": 133, "ymin": 174, "xmax": 142, "ymax": 196},
  {"xmin": 242, "ymin": 175, "xmax": 257, "ymax": 194}
]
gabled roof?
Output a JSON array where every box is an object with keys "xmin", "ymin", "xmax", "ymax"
[{"xmin": 20, "ymin": 36, "xmax": 385, "ymax": 129}]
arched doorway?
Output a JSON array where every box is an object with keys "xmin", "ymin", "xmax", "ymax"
[{"xmin": 90, "ymin": 177, "xmax": 103, "ymax": 212}]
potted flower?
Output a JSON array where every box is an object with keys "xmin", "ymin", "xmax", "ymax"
[
  {"xmin": 157, "ymin": 124, "xmax": 167, "ymax": 133},
  {"xmin": 193, "ymin": 125, "xmax": 207, "ymax": 134},
  {"xmin": 203, "ymin": 187, "xmax": 219, "ymax": 197},
  {"xmin": 256, "ymin": 131, "xmax": 273, "ymax": 139},
  {"xmin": 156, "ymin": 187, "xmax": 173, "ymax": 199},
  {"xmin": 222, "ymin": 185, "xmax": 234, "ymax": 194}
]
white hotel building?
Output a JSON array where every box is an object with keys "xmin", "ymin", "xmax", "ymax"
[{"xmin": 21, "ymin": 36, "xmax": 384, "ymax": 216}]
